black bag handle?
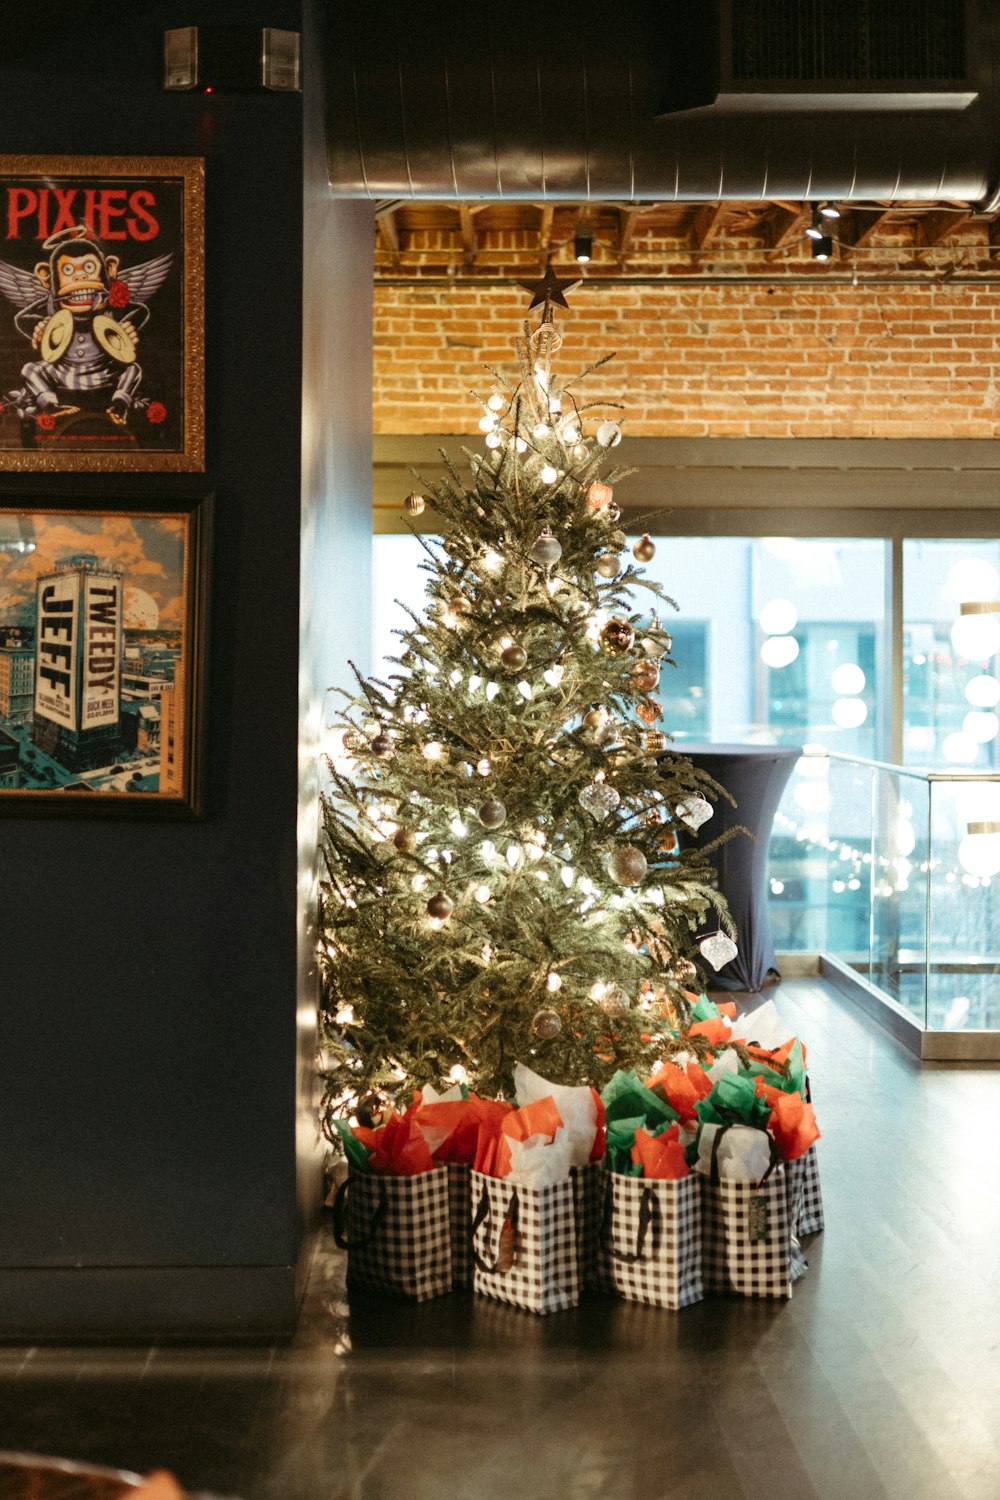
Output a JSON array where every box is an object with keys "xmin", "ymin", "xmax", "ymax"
[
  {"xmin": 470, "ymin": 1183, "xmax": 519, "ymax": 1274},
  {"xmin": 601, "ymin": 1182, "xmax": 658, "ymax": 1263},
  {"xmin": 331, "ymin": 1174, "xmax": 388, "ymax": 1250},
  {"xmin": 708, "ymin": 1119, "xmax": 780, "ymax": 1187}
]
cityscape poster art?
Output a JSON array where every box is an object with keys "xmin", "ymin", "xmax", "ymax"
[
  {"xmin": 0, "ymin": 502, "xmax": 207, "ymax": 814},
  {"xmin": 0, "ymin": 156, "xmax": 204, "ymax": 471}
]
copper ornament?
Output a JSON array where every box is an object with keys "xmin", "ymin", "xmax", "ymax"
[
  {"xmin": 585, "ymin": 480, "xmax": 614, "ymax": 512},
  {"xmin": 599, "ymin": 618, "xmax": 635, "ymax": 656},
  {"xmin": 393, "ymin": 828, "xmax": 417, "ymax": 854},
  {"xmin": 636, "ymin": 698, "xmax": 661, "ymax": 725},
  {"xmin": 426, "ymin": 891, "xmax": 454, "ymax": 920},
  {"xmin": 631, "ymin": 660, "xmax": 660, "ymax": 693}
]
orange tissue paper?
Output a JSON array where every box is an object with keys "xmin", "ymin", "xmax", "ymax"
[{"xmin": 631, "ymin": 1123, "xmax": 690, "ymax": 1179}]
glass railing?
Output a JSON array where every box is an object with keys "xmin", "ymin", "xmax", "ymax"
[{"xmin": 769, "ymin": 749, "xmax": 1000, "ymax": 1032}]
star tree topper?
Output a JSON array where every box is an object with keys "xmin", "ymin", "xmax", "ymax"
[{"xmin": 518, "ymin": 265, "xmax": 582, "ymax": 312}]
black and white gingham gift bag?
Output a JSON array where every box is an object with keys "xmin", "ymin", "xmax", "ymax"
[
  {"xmin": 447, "ymin": 1161, "xmax": 473, "ymax": 1289},
  {"xmin": 699, "ymin": 1125, "xmax": 804, "ymax": 1299},
  {"xmin": 470, "ymin": 1169, "xmax": 580, "ymax": 1315},
  {"xmin": 796, "ymin": 1143, "xmax": 825, "ymax": 1236},
  {"xmin": 571, "ymin": 1161, "xmax": 605, "ymax": 1291},
  {"xmin": 332, "ymin": 1166, "xmax": 451, "ymax": 1302},
  {"xmin": 598, "ymin": 1171, "xmax": 703, "ymax": 1310}
]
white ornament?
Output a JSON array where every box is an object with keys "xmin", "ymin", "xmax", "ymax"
[
  {"xmin": 699, "ymin": 931, "xmax": 739, "ymax": 971},
  {"xmin": 596, "ymin": 420, "xmax": 622, "ymax": 447},
  {"xmin": 676, "ymin": 795, "xmax": 713, "ymax": 831},
  {"xmin": 578, "ymin": 782, "xmax": 621, "ymax": 822}
]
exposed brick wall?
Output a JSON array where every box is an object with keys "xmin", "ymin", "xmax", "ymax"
[{"xmin": 373, "ymin": 281, "xmax": 1000, "ymax": 439}]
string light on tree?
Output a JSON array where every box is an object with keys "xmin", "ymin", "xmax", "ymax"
[{"xmin": 318, "ymin": 272, "xmax": 735, "ymax": 1113}]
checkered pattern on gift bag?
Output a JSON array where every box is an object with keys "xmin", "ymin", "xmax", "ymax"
[
  {"xmin": 571, "ymin": 1161, "xmax": 605, "ymax": 1291},
  {"xmin": 699, "ymin": 1126, "xmax": 799, "ymax": 1299},
  {"xmin": 782, "ymin": 1154, "xmax": 809, "ymax": 1283},
  {"xmin": 447, "ymin": 1161, "xmax": 473, "ymax": 1289},
  {"xmin": 796, "ymin": 1142, "xmax": 825, "ymax": 1236},
  {"xmin": 332, "ymin": 1166, "xmax": 451, "ymax": 1302},
  {"xmin": 470, "ymin": 1169, "xmax": 580, "ymax": 1315},
  {"xmin": 598, "ymin": 1171, "xmax": 703, "ymax": 1310}
]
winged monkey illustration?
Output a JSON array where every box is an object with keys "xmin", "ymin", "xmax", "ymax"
[{"xmin": 0, "ymin": 223, "xmax": 171, "ymax": 426}]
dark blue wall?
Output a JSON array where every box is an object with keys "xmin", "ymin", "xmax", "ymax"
[{"xmin": 0, "ymin": 1, "xmax": 370, "ymax": 1336}]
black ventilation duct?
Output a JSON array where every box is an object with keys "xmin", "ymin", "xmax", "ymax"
[{"xmin": 323, "ymin": 0, "xmax": 1000, "ymax": 204}]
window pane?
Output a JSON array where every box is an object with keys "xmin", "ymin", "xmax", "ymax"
[
  {"xmin": 903, "ymin": 539, "xmax": 1000, "ymax": 771},
  {"xmin": 633, "ymin": 536, "xmax": 887, "ymax": 755}
]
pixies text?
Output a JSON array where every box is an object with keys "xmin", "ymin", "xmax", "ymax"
[{"xmin": 6, "ymin": 187, "xmax": 160, "ymax": 243}]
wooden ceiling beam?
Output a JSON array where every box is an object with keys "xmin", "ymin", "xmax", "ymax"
[
  {"xmin": 920, "ymin": 209, "xmax": 973, "ymax": 246},
  {"xmin": 762, "ymin": 203, "xmax": 811, "ymax": 250},
  {"xmin": 617, "ymin": 207, "xmax": 646, "ymax": 258},
  {"xmin": 838, "ymin": 209, "xmax": 895, "ymax": 249},
  {"xmin": 690, "ymin": 202, "xmax": 733, "ymax": 249},
  {"xmin": 457, "ymin": 204, "xmax": 477, "ymax": 265}
]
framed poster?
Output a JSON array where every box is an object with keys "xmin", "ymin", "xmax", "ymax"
[
  {"xmin": 0, "ymin": 496, "xmax": 209, "ymax": 817},
  {"xmin": 0, "ymin": 156, "xmax": 204, "ymax": 472}
]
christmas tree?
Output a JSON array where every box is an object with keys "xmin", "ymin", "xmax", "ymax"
[{"xmin": 319, "ymin": 276, "xmax": 735, "ymax": 1124}]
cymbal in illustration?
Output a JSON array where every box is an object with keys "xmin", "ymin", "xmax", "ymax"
[
  {"xmin": 93, "ymin": 314, "xmax": 137, "ymax": 364},
  {"xmin": 40, "ymin": 308, "xmax": 73, "ymax": 362}
]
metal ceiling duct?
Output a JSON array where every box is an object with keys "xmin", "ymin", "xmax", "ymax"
[{"xmin": 323, "ymin": 0, "xmax": 1000, "ymax": 206}]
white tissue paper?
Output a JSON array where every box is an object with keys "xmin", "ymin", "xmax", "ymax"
[
  {"xmin": 705, "ymin": 1049, "xmax": 740, "ymax": 1085},
  {"xmin": 513, "ymin": 1062, "xmax": 599, "ymax": 1167},
  {"xmin": 695, "ymin": 1122, "xmax": 774, "ymax": 1184},
  {"xmin": 506, "ymin": 1128, "xmax": 576, "ymax": 1186},
  {"xmin": 730, "ymin": 1000, "xmax": 789, "ymax": 1052}
]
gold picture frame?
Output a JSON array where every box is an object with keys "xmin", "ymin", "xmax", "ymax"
[
  {"xmin": 0, "ymin": 155, "xmax": 204, "ymax": 472},
  {"xmin": 0, "ymin": 495, "xmax": 210, "ymax": 817}
]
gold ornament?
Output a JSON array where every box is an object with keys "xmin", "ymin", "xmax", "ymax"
[
  {"xmin": 500, "ymin": 642, "xmax": 528, "ymax": 671},
  {"xmin": 404, "ymin": 492, "xmax": 426, "ymax": 516},
  {"xmin": 633, "ymin": 534, "xmax": 656, "ymax": 562},
  {"xmin": 608, "ymin": 844, "xmax": 648, "ymax": 885},
  {"xmin": 596, "ymin": 553, "xmax": 621, "ymax": 579},
  {"xmin": 600, "ymin": 618, "xmax": 635, "ymax": 656},
  {"xmin": 583, "ymin": 708, "xmax": 608, "ymax": 731},
  {"xmin": 444, "ymin": 595, "xmax": 472, "ymax": 625},
  {"xmin": 645, "ymin": 731, "xmax": 670, "ymax": 755},
  {"xmin": 636, "ymin": 698, "xmax": 661, "ymax": 725},
  {"xmin": 657, "ymin": 826, "xmax": 680, "ymax": 854},
  {"xmin": 393, "ymin": 828, "xmax": 417, "ymax": 854},
  {"xmin": 585, "ymin": 480, "xmax": 614, "ymax": 513}
]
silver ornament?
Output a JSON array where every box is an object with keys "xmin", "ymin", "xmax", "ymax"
[
  {"xmin": 479, "ymin": 799, "xmax": 507, "ymax": 829},
  {"xmin": 598, "ymin": 984, "xmax": 631, "ymax": 1016},
  {"xmin": 531, "ymin": 1008, "xmax": 562, "ymax": 1040},
  {"xmin": 577, "ymin": 781, "xmax": 621, "ymax": 822},
  {"xmin": 530, "ymin": 527, "xmax": 562, "ymax": 568},
  {"xmin": 676, "ymin": 795, "xmax": 713, "ymax": 831},
  {"xmin": 699, "ymin": 931, "xmax": 739, "ymax": 971},
  {"xmin": 608, "ymin": 844, "xmax": 648, "ymax": 886}
]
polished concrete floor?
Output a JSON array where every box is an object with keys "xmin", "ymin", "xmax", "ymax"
[{"xmin": 2, "ymin": 978, "xmax": 1000, "ymax": 1500}]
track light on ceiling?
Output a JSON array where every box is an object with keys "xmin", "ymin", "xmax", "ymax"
[
  {"xmin": 811, "ymin": 235, "xmax": 833, "ymax": 261},
  {"xmin": 574, "ymin": 228, "xmax": 593, "ymax": 263},
  {"xmin": 819, "ymin": 202, "xmax": 841, "ymax": 220},
  {"xmin": 806, "ymin": 205, "xmax": 824, "ymax": 240}
]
